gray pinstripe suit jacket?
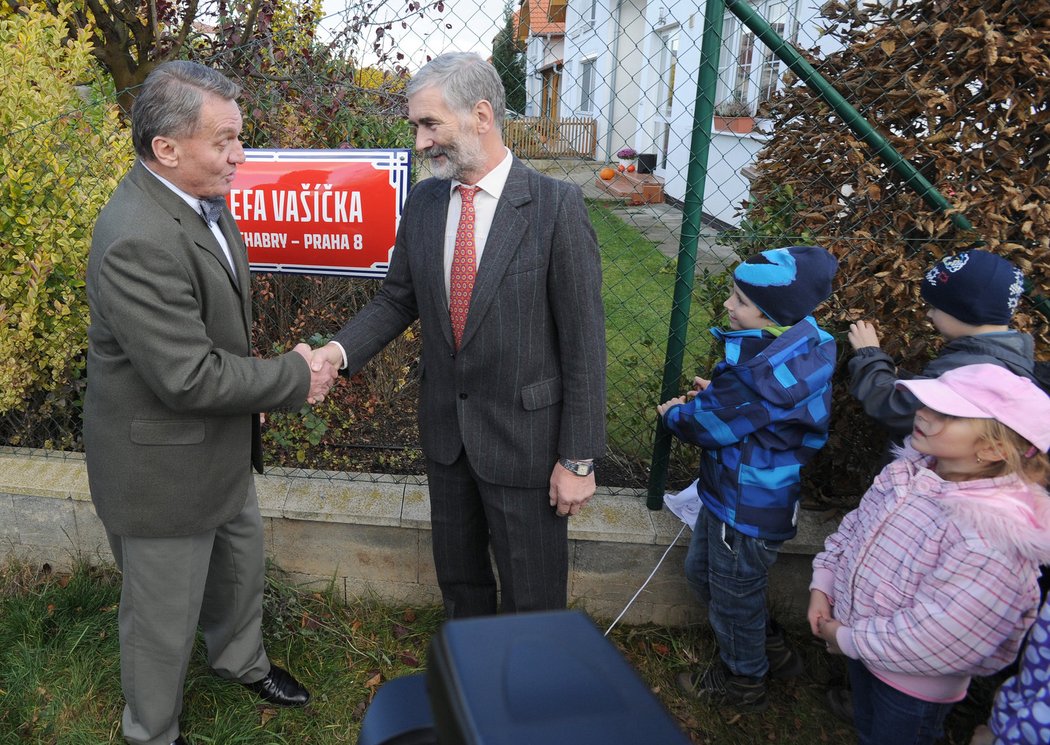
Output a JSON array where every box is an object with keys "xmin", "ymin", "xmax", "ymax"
[{"xmin": 332, "ymin": 158, "xmax": 606, "ymax": 488}]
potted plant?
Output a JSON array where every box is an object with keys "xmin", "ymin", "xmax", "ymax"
[
  {"xmin": 713, "ymin": 96, "xmax": 755, "ymax": 134},
  {"xmin": 616, "ymin": 146, "xmax": 637, "ymax": 171}
]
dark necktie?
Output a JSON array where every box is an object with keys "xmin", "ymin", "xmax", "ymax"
[
  {"xmin": 199, "ymin": 197, "xmax": 226, "ymax": 225},
  {"xmin": 198, "ymin": 197, "xmax": 237, "ymax": 278}
]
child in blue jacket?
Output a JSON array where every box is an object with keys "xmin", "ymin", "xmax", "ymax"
[{"xmin": 658, "ymin": 245, "xmax": 838, "ymax": 711}]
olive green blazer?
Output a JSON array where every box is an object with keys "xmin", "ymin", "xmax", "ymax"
[{"xmin": 84, "ymin": 161, "xmax": 309, "ymax": 537}]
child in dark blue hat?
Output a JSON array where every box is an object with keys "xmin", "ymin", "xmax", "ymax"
[
  {"xmin": 849, "ymin": 249, "xmax": 1037, "ymax": 446},
  {"xmin": 657, "ymin": 245, "xmax": 838, "ymax": 711}
]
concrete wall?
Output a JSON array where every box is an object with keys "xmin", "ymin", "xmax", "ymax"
[{"xmin": 0, "ymin": 449, "xmax": 834, "ymax": 629}]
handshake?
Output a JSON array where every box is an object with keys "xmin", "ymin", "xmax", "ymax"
[{"xmin": 292, "ymin": 342, "xmax": 344, "ymax": 405}]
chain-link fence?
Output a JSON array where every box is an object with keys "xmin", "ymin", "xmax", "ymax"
[{"xmin": 2, "ymin": 0, "xmax": 1048, "ymax": 505}]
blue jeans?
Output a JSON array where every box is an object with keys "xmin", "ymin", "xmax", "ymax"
[
  {"xmin": 848, "ymin": 659, "xmax": 953, "ymax": 745},
  {"xmin": 684, "ymin": 506, "xmax": 783, "ymax": 678}
]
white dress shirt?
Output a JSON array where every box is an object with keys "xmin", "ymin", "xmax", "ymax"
[
  {"xmin": 328, "ymin": 148, "xmax": 515, "ymax": 369},
  {"xmin": 443, "ymin": 147, "xmax": 514, "ymax": 297},
  {"xmin": 144, "ymin": 164, "xmax": 238, "ymax": 279}
]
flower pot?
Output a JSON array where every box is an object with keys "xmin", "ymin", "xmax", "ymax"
[
  {"xmin": 714, "ymin": 115, "xmax": 755, "ymax": 134},
  {"xmin": 618, "ymin": 158, "xmax": 636, "ymax": 171}
]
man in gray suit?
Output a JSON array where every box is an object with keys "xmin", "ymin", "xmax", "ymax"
[
  {"xmin": 85, "ymin": 61, "xmax": 336, "ymax": 745},
  {"xmin": 313, "ymin": 52, "xmax": 606, "ymax": 618}
]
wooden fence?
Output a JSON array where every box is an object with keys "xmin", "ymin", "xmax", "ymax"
[{"xmin": 505, "ymin": 116, "xmax": 597, "ymax": 159}]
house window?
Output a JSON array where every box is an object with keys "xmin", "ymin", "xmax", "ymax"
[
  {"xmin": 654, "ymin": 28, "xmax": 679, "ymax": 168},
  {"xmin": 579, "ymin": 59, "xmax": 596, "ymax": 112},
  {"xmin": 588, "ymin": 0, "xmax": 597, "ymax": 26},
  {"xmin": 716, "ymin": 0, "xmax": 797, "ymax": 114},
  {"xmin": 656, "ymin": 29, "xmax": 679, "ymax": 118}
]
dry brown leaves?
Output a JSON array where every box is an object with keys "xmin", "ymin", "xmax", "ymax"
[{"xmin": 752, "ymin": 0, "xmax": 1050, "ymax": 501}]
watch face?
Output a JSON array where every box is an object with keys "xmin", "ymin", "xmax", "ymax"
[{"xmin": 562, "ymin": 459, "xmax": 592, "ymax": 476}]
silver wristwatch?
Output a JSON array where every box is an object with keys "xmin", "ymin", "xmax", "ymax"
[{"xmin": 559, "ymin": 458, "xmax": 594, "ymax": 477}]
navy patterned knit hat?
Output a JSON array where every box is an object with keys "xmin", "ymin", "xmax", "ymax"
[
  {"xmin": 920, "ymin": 249, "xmax": 1024, "ymax": 326},
  {"xmin": 733, "ymin": 245, "xmax": 838, "ymax": 325}
]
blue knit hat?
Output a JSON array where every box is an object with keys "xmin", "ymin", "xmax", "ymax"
[
  {"xmin": 920, "ymin": 250, "xmax": 1024, "ymax": 326},
  {"xmin": 733, "ymin": 245, "xmax": 839, "ymax": 325}
]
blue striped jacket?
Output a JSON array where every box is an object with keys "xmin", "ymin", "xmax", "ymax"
[{"xmin": 662, "ymin": 316, "xmax": 836, "ymax": 540}]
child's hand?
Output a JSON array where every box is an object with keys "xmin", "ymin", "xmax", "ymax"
[
  {"xmin": 848, "ymin": 320, "xmax": 881, "ymax": 352},
  {"xmin": 686, "ymin": 376, "xmax": 711, "ymax": 399},
  {"xmin": 816, "ymin": 616, "xmax": 843, "ymax": 654},
  {"xmin": 807, "ymin": 589, "xmax": 833, "ymax": 636},
  {"xmin": 657, "ymin": 396, "xmax": 687, "ymax": 417}
]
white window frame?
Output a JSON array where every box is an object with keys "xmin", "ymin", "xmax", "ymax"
[
  {"xmin": 715, "ymin": 0, "xmax": 799, "ymax": 114},
  {"xmin": 652, "ymin": 27, "xmax": 679, "ymax": 169},
  {"xmin": 579, "ymin": 57, "xmax": 597, "ymax": 113}
]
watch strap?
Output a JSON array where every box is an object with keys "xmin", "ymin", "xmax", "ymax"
[{"xmin": 559, "ymin": 457, "xmax": 594, "ymax": 476}]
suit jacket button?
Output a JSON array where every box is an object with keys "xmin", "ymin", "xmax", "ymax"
[{"xmin": 459, "ymin": 393, "xmax": 468, "ymax": 400}]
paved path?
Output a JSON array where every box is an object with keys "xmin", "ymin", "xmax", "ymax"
[{"xmin": 530, "ymin": 158, "xmax": 739, "ymax": 273}]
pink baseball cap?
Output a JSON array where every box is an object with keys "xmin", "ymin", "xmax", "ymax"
[{"xmin": 896, "ymin": 364, "xmax": 1050, "ymax": 452}]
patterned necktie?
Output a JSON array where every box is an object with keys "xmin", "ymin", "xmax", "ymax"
[
  {"xmin": 449, "ymin": 185, "xmax": 478, "ymax": 350},
  {"xmin": 199, "ymin": 197, "xmax": 226, "ymax": 225}
]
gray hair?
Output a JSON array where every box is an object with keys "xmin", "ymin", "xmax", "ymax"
[
  {"xmin": 132, "ymin": 61, "xmax": 241, "ymax": 161},
  {"xmin": 407, "ymin": 52, "xmax": 506, "ymax": 126}
]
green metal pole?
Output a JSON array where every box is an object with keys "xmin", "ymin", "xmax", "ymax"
[
  {"xmin": 724, "ymin": 0, "xmax": 975, "ymax": 233},
  {"xmin": 645, "ymin": 0, "xmax": 726, "ymax": 509}
]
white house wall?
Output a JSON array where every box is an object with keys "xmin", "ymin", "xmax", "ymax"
[
  {"xmin": 554, "ymin": 0, "xmax": 839, "ymax": 226},
  {"xmin": 523, "ymin": 34, "xmax": 565, "ymax": 116},
  {"xmin": 561, "ymin": 0, "xmax": 647, "ymax": 162}
]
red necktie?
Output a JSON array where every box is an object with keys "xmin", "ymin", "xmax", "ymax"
[{"xmin": 449, "ymin": 186, "xmax": 478, "ymax": 350}]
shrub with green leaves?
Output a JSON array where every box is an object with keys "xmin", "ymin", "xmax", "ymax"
[{"xmin": 0, "ymin": 3, "xmax": 131, "ymax": 414}]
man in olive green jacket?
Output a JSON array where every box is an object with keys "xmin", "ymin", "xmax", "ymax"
[{"xmin": 85, "ymin": 61, "xmax": 335, "ymax": 745}]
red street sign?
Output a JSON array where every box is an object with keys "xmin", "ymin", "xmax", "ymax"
[{"xmin": 229, "ymin": 149, "xmax": 411, "ymax": 277}]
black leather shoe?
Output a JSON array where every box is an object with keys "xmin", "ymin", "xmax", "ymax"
[{"xmin": 242, "ymin": 664, "xmax": 311, "ymax": 707}]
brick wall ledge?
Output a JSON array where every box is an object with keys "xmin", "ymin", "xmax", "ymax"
[{"xmin": 0, "ymin": 448, "xmax": 837, "ymax": 627}]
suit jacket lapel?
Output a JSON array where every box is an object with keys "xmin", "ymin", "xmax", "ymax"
[
  {"xmin": 421, "ymin": 186, "xmax": 456, "ymax": 348},
  {"xmin": 457, "ymin": 161, "xmax": 530, "ymax": 350},
  {"xmin": 131, "ymin": 162, "xmax": 250, "ymax": 338},
  {"xmin": 219, "ymin": 213, "xmax": 252, "ymax": 336}
]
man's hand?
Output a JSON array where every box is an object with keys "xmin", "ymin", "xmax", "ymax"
[
  {"xmin": 293, "ymin": 343, "xmax": 338, "ymax": 404},
  {"xmin": 309, "ymin": 342, "xmax": 345, "ymax": 372},
  {"xmin": 549, "ymin": 462, "xmax": 596, "ymax": 518},
  {"xmin": 848, "ymin": 320, "xmax": 881, "ymax": 352}
]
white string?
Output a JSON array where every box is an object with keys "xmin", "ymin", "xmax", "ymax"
[{"xmin": 604, "ymin": 522, "xmax": 689, "ymax": 637}]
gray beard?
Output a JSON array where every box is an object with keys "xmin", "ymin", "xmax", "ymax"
[{"xmin": 427, "ymin": 139, "xmax": 487, "ymax": 182}]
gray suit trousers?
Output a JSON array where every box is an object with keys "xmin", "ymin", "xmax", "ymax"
[
  {"xmin": 426, "ymin": 452, "xmax": 569, "ymax": 617},
  {"xmin": 106, "ymin": 484, "xmax": 270, "ymax": 745}
]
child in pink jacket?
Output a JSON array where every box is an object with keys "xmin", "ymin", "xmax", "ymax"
[{"xmin": 809, "ymin": 364, "xmax": 1050, "ymax": 745}]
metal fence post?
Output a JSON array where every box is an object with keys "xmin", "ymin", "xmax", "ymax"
[{"xmin": 646, "ymin": 0, "xmax": 726, "ymax": 509}]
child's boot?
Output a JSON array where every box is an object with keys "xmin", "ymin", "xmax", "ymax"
[
  {"xmin": 765, "ymin": 619, "xmax": 804, "ymax": 679},
  {"xmin": 676, "ymin": 659, "xmax": 768, "ymax": 712}
]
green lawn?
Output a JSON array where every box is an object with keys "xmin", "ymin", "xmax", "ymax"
[
  {"xmin": 591, "ymin": 201, "xmax": 729, "ymax": 482},
  {"xmin": 0, "ymin": 559, "xmax": 999, "ymax": 744}
]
